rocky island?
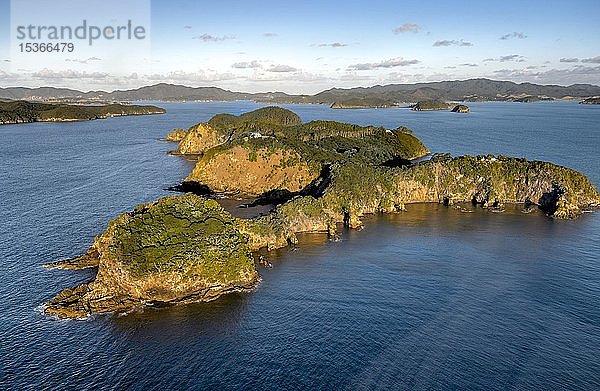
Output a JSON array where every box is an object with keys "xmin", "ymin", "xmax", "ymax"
[
  {"xmin": 412, "ymin": 100, "xmax": 469, "ymax": 112},
  {"xmin": 579, "ymin": 97, "xmax": 600, "ymax": 104},
  {"xmin": 45, "ymin": 107, "xmax": 600, "ymax": 318},
  {"xmin": 0, "ymin": 100, "xmax": 165, "ymax": 125}
]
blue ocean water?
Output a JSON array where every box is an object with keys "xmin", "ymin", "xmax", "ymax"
[{"xmin": 0, "ymin": 101, "xmax": 599, "ymax": 390}]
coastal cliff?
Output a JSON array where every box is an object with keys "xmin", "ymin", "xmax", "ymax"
[{"xmin": 46, "ymin": 107, "xmax": 600, "ymax": 318}]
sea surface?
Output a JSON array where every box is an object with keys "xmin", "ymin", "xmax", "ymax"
[{"xmin": 0, "ymin": 101, "xmax": 599, "ymax": 390}]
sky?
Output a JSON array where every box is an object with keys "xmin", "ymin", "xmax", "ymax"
[{"xmin": 1, "ymin": 0, "xmax": 599, "ymax": 93}]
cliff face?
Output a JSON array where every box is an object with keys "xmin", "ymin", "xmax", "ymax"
[
  {"xmin": 186, "ymin": 145, "xmax": 321, "ymax": 195},
  {"xmin": 46, "ymin": 195, "xmax": 258, "ymax": 319},
  {"xmin": 176, "ymin": 123, "xmax": 227, "ymax": 154},
  {"xmin": 319, "ymin": 156, "xmax": 600, "ymax": 227}
]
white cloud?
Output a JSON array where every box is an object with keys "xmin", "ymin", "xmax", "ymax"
[
  {"xmin": 231, "ymin": 61, "xmax": 262, "ymax": 69},
  {"xmin": 393, "ymin": 23, "xmax": 421, "ymax": 34},
  {"xmin": 433, "ymin": 40, "xmax": 473, "ymax": 47},
  {"xmin": 317, "ymin": 42, "xmax": 348, "ymax": 48},
  {"xmin": 348, "ymin": 57, "xmax": 420, "ymax": 70},
  {"xmin": 484, "ymin": 54, "xmax": 526, "ymax": 63},
  {"xmin": 192, "ymin": 34, "xmax": 234, "ymax": 42},
  {"xmin": 581, "ymin": 56, "xmax": 600, "ymax": 64},
  {"xmin": 146, "ymin": 70, "xmax": 239, "ymax": 82},
  {"xmin": 267, "ymin": 64, "xmax": 298, "ymax": 72},
  {"xmin": 500, "ymin": 32, "xmax": 527, "ymax": 40},
  {"xmin": 31, "ymin": 68, "xmax": 109, "ymax": 80}
]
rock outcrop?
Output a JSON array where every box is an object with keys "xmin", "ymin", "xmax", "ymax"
[
  {"xmin": 580, "ymin": 97, "xmax": 600, "ymax": 105},
  {"xmin": 451, "ymin": 104, "xmax": 470, "ymax": 113},
  {"xmin": 165, "ymin": 128, "xmax": 187, "ymax": 142},
  {"xmin": 46, "ymin": 195, "xmax": 259, "ymax": 318}
]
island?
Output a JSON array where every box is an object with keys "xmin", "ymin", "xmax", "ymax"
[
  {"xmin": 45, "ymin": 107, "xmax": 600, "ymax": 319},
  {"xmin": 0, "ymin": 100, "xmax": 165, "ymax": 125},
  {"xmin": 330, "ymin": 98, "xmax": 398, "ymax": 109},
  {"xmin": 579, "ymin": 97, "xmax": 600, "ymax": 104},
  {"xmin": 412, "ymin": 100, "xmax": 470, "ymax": 113}
]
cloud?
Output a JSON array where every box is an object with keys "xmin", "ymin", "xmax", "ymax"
[
  {"xmin": 267, "ymin": 64, "xmax": 298, "ymax": 72},
  {"xmin": 146, "ymin": 70, "xmax": 239, "ymax": 82},
  {"xmin": 433, "ymin": 40, "xmax": 473, "ymax": 47},
  {"xmin": 500, "ymin": 54, "xmax": 526, "ymax": 62},
  {"xmin": 65, "ymin": 57, "xmax": 102, "ymax": 64},
  {"xmin": 348, "ymin": 57, "xmax": 420, "ymax": 70},
  {"xmin": 581, "ymin": 56, "xmax": 600, "ymax": 64},
  {"xmin": 31, "ymin": 68, "xmax": 109, "ymax": 80},
  {"xmin": 192, "ymin": 34, "xmax": 234, "ymax": 42},
  {"xmin": 247, "ymin": 71, "xmax": 326, "ymax": 83},
  {"xmin": 3, "ymin": 59, "xmax": 11, "ymax": 62},
  {"xmin": 484, "ymin": 54, "xmax": 526, "ymax": 63},
  {"xmin": 317, "ymin": 42, "xmax": 348, "ymax": 48},
  {"xmin": 560, "ymin": 58, "xmax": 579, "ymax": 63},
  {"xmin": 393, "ymin": 23, "xmax": 421, "ymax": 34},
  {"xmin": 491, "ymin": 65, "xmax": 600, "ymax": 84},
  {"xmin": 263, "ymin": 32, "xmax": 278, "ymax": 37},
  {"xmin": 184, "ymin": 25, "xmax": 192, "ymax": 29},
  {"xmin": 500, "ymin": 32, "xmax": 527, "ymax": 40},
  {"xmin": 459, "ymin": 63, "xmax": 478, "ymax": 67},
  {"xmin": 231, "ymin": 60, "xmax": 262, "ymax": 69}
]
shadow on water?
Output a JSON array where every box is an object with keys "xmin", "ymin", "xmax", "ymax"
[{"xmin": 109, "ymin": 291, "xmax": 251, "ymax": 339}]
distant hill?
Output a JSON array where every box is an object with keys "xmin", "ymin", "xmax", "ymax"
[
  {"xmin": 1, "ymin": 79, "xmax": 600, "ymax": 107},
  {"xmin": 0, "ymin": 100, "xmax": 165, "ymax": 125}
]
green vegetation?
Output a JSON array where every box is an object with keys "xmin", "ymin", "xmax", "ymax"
[
  {"xmin": 412, "ymin": 100, "xmax": 453, "ymax": 111},
  {"xmin": 0, "ymin": 100, "xmax": 165, "ymax": 124},
  {"xmin": 107, "ymin": 195, "xmax": 254, "ymax": 281}
]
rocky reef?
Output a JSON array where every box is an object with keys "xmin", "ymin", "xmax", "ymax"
[
  {"xmin": 45, "ymin": 107, "xmax": 600, "ymax": 318},
  {"xmin": 0, "ymin": 100, "xmax": 165, "ymax": 125},
  {"xmin": 580, "ymin": 97, "xmax": 600, "ymax": 105},
  {"xmin": 451, "ymin": 104, "xmax": 470, "ymax": 113}
]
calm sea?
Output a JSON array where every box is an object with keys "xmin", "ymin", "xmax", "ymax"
[{"xmin": 0, "ymin": 101, "xmax": 599, "ymax": 390}]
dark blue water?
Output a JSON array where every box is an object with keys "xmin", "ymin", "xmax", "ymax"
[{"xmin": 1, "ymin": 101, "xmax": 599, "ymax": 390}]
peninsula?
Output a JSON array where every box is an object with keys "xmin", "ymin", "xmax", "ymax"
[
  {"xmin": 45, "ymin": 107, "xmax": 600, "ymax": 318},
  {"xmin": 0, "ymin": 100, "xmax": 165, "ymax": 125}
]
